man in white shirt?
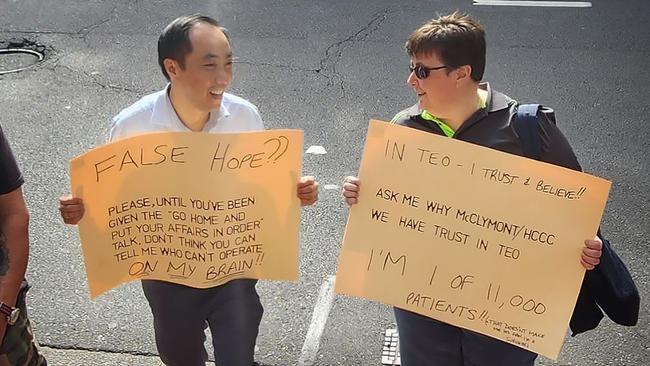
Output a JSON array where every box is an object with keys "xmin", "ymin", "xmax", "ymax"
[{"xmin": 59, "ymin": 14, "xmax": 318, "ymax": 366}]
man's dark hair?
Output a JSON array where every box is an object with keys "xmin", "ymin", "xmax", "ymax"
[
  {"xmin": 157, "ymin": 14, "xmax": 230, "ymax": 80},
  {"xmin": 405, "ymin": 12, "xmax": 486, "ymax": 82}
]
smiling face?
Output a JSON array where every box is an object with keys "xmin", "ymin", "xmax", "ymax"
[
  {"xmin": 164, "ymin": 22, "xmax": 233, "ymax": 113},
  {"xmin": 407, "ymin": 51, "xmax": 461, "ymax": 118}
]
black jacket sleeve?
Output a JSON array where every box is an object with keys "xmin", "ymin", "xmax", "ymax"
[{"xmin": 532, "ymin": 110, "xmax": 639, "ymax": 335}]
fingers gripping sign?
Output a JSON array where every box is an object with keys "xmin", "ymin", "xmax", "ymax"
[
  {"xmin": 59, "ymin": 195, "xmax": 85, "ymax": 225},
  {"xmin": 342, "ymin": 176, "xmax": 360, "ymax": 206}
]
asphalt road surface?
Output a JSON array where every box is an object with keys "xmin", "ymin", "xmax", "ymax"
[{"xmin": 1, "ymin": 1, "xmax": 648, "ymax": 365}]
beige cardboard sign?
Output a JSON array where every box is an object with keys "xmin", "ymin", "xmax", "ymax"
[
  {"xmin": 71, "ymin": 130, "xmax": 303, "ymax": 298},
  {"xmin": 335, "ymin": 120, "xmax": 611, "ymax": 359}
]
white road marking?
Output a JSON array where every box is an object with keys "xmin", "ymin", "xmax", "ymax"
[
  {"xmin": 297, "ymin": 275, "xmax": 337, "ymax": 366},
  {"xmin": 473, "ymin": 0, "xmax": 592, "ymax": 7},
  {"xmin": 306, "ymin": 145, "xmax": 327, "ymax": 155}
]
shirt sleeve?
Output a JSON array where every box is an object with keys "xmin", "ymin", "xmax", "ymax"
[
  {"xmin": 0, "ymin": 125, "xmax": 24, "ymax": 195},
  {"xmin": 251, "ymin": 105, "xmax": 265, "ymax": 130},
  {"xmin": 390, "ymin": 110, "xmax": 409, "ymax": 123},
  {"xmin": 108, "ymin": 116, "xmax": 124, "ymax": 143}
]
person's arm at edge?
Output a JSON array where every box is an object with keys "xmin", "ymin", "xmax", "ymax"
[{"xmin": 0, "ymin": 186, "xmax": 29, "ymax": 342}]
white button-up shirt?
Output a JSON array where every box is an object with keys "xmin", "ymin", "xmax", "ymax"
[{"xmin": 109, "ymin": 85, "xmax": 264, "ymax": 142}]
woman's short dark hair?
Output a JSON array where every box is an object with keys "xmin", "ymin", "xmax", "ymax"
[{"xmin": 405, "ymin": 12, "xmax": 486, "ymax": 82}]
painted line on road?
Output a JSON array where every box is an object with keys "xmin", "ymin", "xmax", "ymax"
[
  {"xmin": 297, "ymin": 275, "xmax": 337, "ymax": 366},
  {"xmin": 306, "ymin": 145, "xmax": 327, "ymax": 155},
  {"xmin": 473, "ymin": 1, "xmax": 592, "ymax": 7}
]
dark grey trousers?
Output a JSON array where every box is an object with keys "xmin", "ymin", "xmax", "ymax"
[
  {"xmin": 394, "ymin": 308, "xmax": 537, "ymax": 366},
  {"xmin": 142, "ymin": 279, "xmax": 263, "ymax": 366}
]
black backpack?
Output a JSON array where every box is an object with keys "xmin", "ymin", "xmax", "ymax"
[{"xmin": 513, "ymin": 103, "xmax": 551, "ymax": 159}]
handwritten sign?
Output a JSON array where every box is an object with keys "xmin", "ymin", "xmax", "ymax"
[
  {"xmin": 335, "ymin": 120, "xmax": 611, "ymax": 359},
  {"xmin": 71, "ymin": 130, "xmax": 303, "ymax": 298}
]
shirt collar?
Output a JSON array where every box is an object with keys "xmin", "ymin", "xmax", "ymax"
[
  {"xmin": 217, "ymin": 93, "xmax": 231, "ymax": 120},
  {"xmin": 453, "ymin": 82, "xmax": 512, "ymax": 135},
  {"xmin": 153, "ymin": 84, "xmax": 231, "ymax": 131},
  {"xmin": 407, "ymin": 82, "xmax": 511, "ymax": 116},
  {"xmin": 483, "ymin": 82, "xmax": 511, "ymax": 113},
  {"xmin": 406, "ymin": 82, "xmax": 508, "ymax": 137},
  {"xmin": 435, "ymin": 82, "xmax": 515, "ymax": 136}
]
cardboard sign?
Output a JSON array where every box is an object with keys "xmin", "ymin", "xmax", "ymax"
[
  {"xmin": 335, "ymin": 120, "xmax": 611, "ymax": 359},
  {"xmin": 71, "ymin": 130, "xmax": 303, "ymax": 298}
]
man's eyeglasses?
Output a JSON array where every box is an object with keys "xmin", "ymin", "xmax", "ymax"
[{"xmin": 409, "ymin": 63, "xmax": 447, "ymax": 79}]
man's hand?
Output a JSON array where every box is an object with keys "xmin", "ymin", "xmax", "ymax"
[
  {"xmin": 297, "ymin": 176, "xmax": 318, "ymax": 207},
  {"xmin": 581, "ymin": 236, "xmax": 603, "ymax": 270},
  {"xmin": 59, "ymin": 196, "xmax": 85, "ymax": 225},
  {"xmin": 342, "ymin": 176, "xmax": 360, "ymax": 206}
]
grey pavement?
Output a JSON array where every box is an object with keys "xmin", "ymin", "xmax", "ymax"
[
  {"xmin": 1, "ymin": 0, "xmax": 649, "ymax": 365},
  {"xmin": 40, "ymin": 347, "xmax": 170, "ymax": 366}
]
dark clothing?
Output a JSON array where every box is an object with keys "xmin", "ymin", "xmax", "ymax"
[
  {"xmin": 0, "ymin": 125, "xmax": 24, "ymax": 195},
  {"xmin": 0, "ymin": 282, "xmax": 47, "ymax": 366},
  {"xmin": 394, "ymin": 83, "xmax": 613, "ymax": 336},
  {"xmin": 395, "ymin": 308, "xmax": 536, "ymax": 366},
  {"xmin": 570, "ymin": 233, "xmax": 639, "ymax": 334},
  {"xmin": 142, "ymin": 279, "xmax": 262, "ymax": 366},
  {"xmin": 0, "ymin": 126, "xmax": 46, "ymax": 365},
  {"xmin": 393, "ymin": 84, "xmax": 581, "ymax": 173},
  {"xmin": 391, "ymin": 83, "xmax": 586, "ymax": 365}
]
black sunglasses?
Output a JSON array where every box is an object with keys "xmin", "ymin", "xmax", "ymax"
[{"xmin": 409, "ymin": 63, "xmax": 447, "ymax": 79}]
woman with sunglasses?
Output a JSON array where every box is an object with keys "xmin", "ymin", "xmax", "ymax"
[{"xmin": 342, "ymin": 12, "xmax": 604, "ymax": 366}]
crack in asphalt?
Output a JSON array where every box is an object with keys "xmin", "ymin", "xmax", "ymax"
[
  {"xmin": 46, "ymin": 61, "xmax": 145, "ymax": 95},
  {"xmin": 77, "ymin": 17, "xmax": 113, "ymax": 42},
  {"xmin": 41, "ymin": 344, "xmax": 158, "ymax": 358},
  {"xmin": 234, "ymin": 60, "xmax": 319, "ymax": 74},
  {"xmin": 315, "ymin": 10, "xmax": 389, "ymax": 95},
  {"xmin": 3, "ymin": 10, "xmax": 389, "ymax": 99},
  {"xmin": 1, "ymin": 15, "xmax": 113, "ymax": 40},
  {"xmin": 225, "ymin": 10, "xmax": 390, "ymax": 99},
  {"xmin": 1, "ymin": 30, "xmax": 79, "ymax": 36}
]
